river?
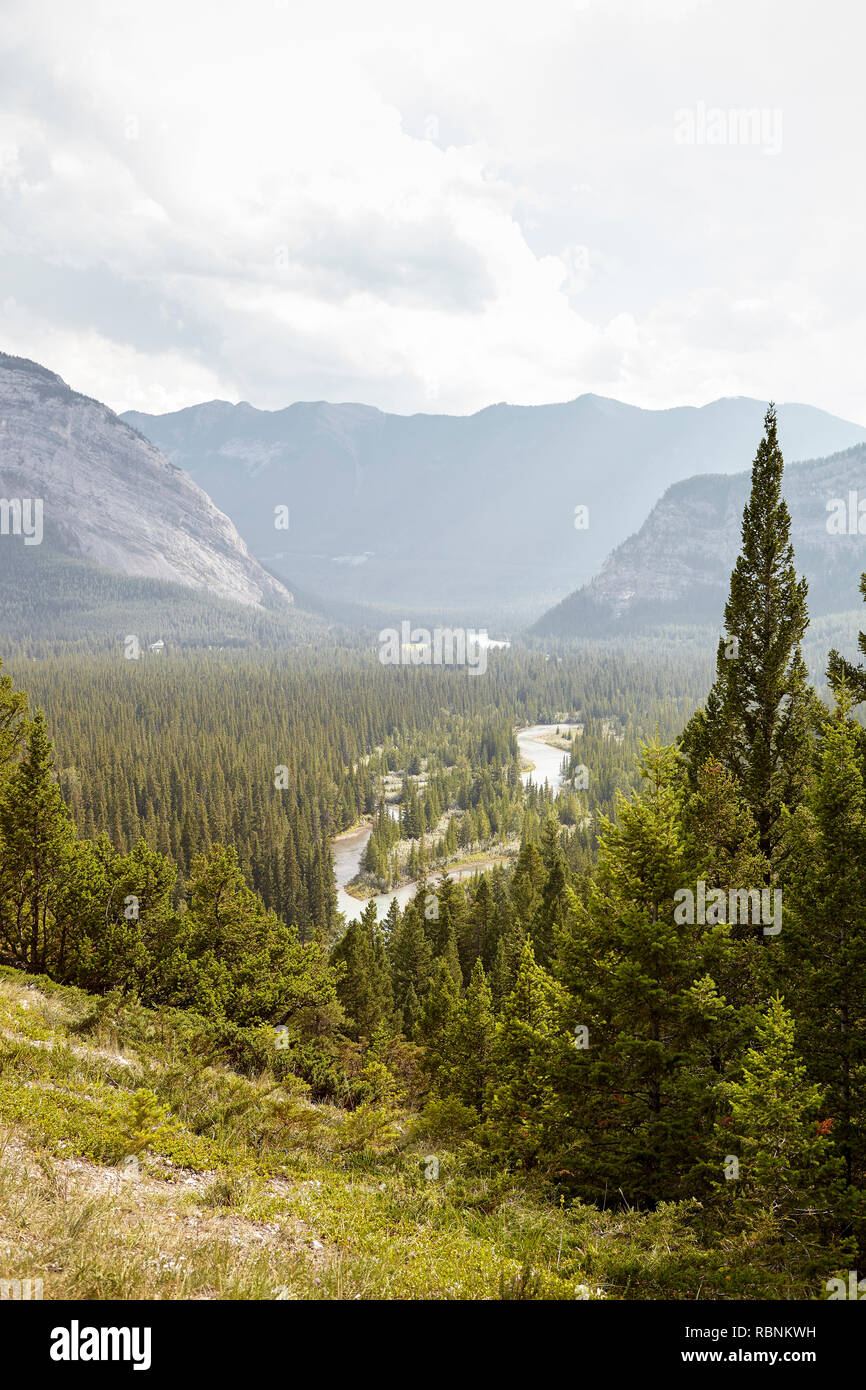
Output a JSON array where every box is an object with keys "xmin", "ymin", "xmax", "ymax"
[{"xmin": 333, "ymin": 723, "xmax": 576, "ymax": 923}]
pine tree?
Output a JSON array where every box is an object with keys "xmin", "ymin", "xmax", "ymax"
[
  {"xmin": 510, "ymin": 836, "xmax": 546, "ymax": 926},
  {"xmin": 184, "ymin": 843, "xmax": 337, "ymax": 1027},
  {"xmin": 382, "ymin": 895, "xmax": 401, "ymax": 945},
  {"xmin": 683, "ymin": 757, "xmax": 767, "ymax": 898},
  {"xmin": 66, "ymin": 836, "xmax": 181, "ymax": 998},
  {"xmin": 682, "ymin": 756, "xmax": 768, "ymax": 1002},
  {"xmin": 446, "ymin": 960, "xmax": 495, "ymax": 1111},
  {"xmin": 555, "ymin": 744, "xmax": 726, "ymax": 1202},
  {"xmin": 401, "ymin": 982, "xmax": 421, "ymax": 1038},
  {"xmin": 489, "ymin": 933, "xmax": 512, "ymax": 1011},
  {"xmin": 780, "ymin": 689, "xmax": 866, "ymax": 1185},
  {"xmin": 418, "ymin": 958, "xmax": 460, "ymax": 1090},
  {"xmin": 714, "ymin": 997, "xmax": 853, "ymax": 1291},
  {"xmin": 441, "ymin": 917, "xmax": 463, "ymax": 990},
  {"xmin": 0, "ymin": 712, "xmax": 79, "ymax": 973},
  {"xmin": 681, "ymin": 405, "xmax": 813, "ymax": 864},
  {"xmin": 483, "ymin": 939, "xmax": 567, "ymax": 1170},
  {"xmin": 0, "ymin": 658, "xmax": 28, "ymax": 776},
  {"xmin": 388, "ymin": 901, "xmax": 432, "ymax": 1021},
  {"xmin": 457, "ymin": 875, "xmax": 491, "ymax": 978},
  {"xmin": 331, "ymin": 898, "xmax": 393, "ymax": 1039},
  {"xmin": 531, "ymin": 816, "xmax": 568, "ymax": 967},
  {"xmin": 502, "ymin": 916, "xmax": 533, "ymax": 999},
  {"xmin": 432, "ymin": 873, "xmax": 465, "ymax": 970}
]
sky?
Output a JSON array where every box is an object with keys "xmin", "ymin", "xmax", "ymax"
[{"xmin": 1, "ymin": 0, "xmax": 865, "ymax": 420}]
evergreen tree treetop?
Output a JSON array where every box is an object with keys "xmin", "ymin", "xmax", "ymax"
[{"xmin": 681, "ymin": 404, "xmax": 813, "ymax": 864}]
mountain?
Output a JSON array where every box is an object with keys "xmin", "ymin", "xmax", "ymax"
[
  {"xmin": 122, "ymin": 395, "xmax": 866, "ymax": 626},
  {"xmin": 0, "ymin": 352, "xmax": 294, "ymax": 613},
  {"xmin": 534, "ymin": 442, "xmax": 866, "ymax": 637}
]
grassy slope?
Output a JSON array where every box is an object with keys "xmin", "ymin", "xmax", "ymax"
[{"xmin": 0, "ymin": 968, "xmax": 748, "ymax": 1302}]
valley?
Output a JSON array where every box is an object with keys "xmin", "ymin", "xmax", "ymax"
[
  {"xmin": 4, "ymin": 0, "xmax": 865, "ymax": 1341},
  {"xmin": 333, "ymin": 723, "xmax": 577, "ymax": 922}
]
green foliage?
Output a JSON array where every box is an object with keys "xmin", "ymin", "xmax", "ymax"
[
  {"xmin": 779, "ymin": 689, "xmax": 866, "ymax": 1185},
  {"xmin": 116, "ymin": 1088, "xmax": 177, "ymax": 1160},
  {"xmin": 709, "ymin": 997, "xmax": 856, "ymax": 1288},
  {"xmin": 331, "ymin": 900, "xmax": 393, "ymax": 1040},
  {"xmin": 2, "ymin": 409, "xmax": 866, "ymax": 1300},
  {"xmin": 828, "ymin": 571, "xmax": 866, "ymax": 703},
  {"xmin": 681, "ymin": 404, "xmax": 814, "ymax": 864},
  {"xmin": 483, "ymin": 940, "xmax": 568, "ymax": 1169}
]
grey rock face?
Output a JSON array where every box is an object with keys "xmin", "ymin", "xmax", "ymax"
[
  {"xmin": 536, "ymin": 444, "xmax": 866, "ymax": 635},
  {"xmin": 0, "ymin": 353, "xmax": 293, "ymax": 609}
]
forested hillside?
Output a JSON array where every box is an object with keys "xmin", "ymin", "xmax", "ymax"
[
  {"xmin": 4, "ymin": 647, "xmax": 709, "ymax": 927},
  {"xmin": 0, "ymin": 543, "xmax": 328, "ymax": 655},
  {"xmin": 2, "ymin": 409, "xmax": 866, "ymax": 1301}
]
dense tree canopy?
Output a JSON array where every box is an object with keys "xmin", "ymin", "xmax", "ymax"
[{"xmin": 1, "ymin": 415, "xmax": 864, "ymax": 1290}]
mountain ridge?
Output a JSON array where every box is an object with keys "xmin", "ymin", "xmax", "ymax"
[{"xmin": 123, "ymin": 393, "xmax": 866, "ymax": 624}]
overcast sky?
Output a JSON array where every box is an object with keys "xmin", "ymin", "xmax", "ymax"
[{"xmin": 1, "ymin": 0, "xmax": 864, "ymax": 420}]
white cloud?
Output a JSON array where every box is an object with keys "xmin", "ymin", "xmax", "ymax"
[{"xmin": 0, "ymin": 0, "xmax": 865, "ymax": 422}]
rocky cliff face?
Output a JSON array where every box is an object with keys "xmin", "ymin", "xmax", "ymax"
[
  {"xmin": 536, "ymin": 444, "xmax": 866, "ymax": 635},
  {"xmin": 0, "ymin": 353, "xmax": 293, "ymax": 610}
]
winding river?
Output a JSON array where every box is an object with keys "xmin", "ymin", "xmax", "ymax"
[{"xmin": 333, "ymin": 724, "xmax": 575, "ymax": 923}]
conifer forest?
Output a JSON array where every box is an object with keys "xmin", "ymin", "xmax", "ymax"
[{"xmin": 2, "ymin": 0, "xmax": 864, "ymax": 1367}]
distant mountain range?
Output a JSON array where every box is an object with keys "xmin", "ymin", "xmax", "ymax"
[
  {"xmin": 123, "ymin": 395, "xmax": 866, "ymax": 626},
  {"xmin": 3, "ymin": 350, "xmax": 865, "ymax": 646},
  {"xmin": 534, "ymin": 442, "xmax": 866, "ymax": 637}
]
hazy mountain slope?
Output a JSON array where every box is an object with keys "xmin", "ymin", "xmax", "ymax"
[
  {"xmin": 535, "ymin": 442, "xmax": 866, "ymax": 636},
  {"xmin": 0, "ymin": 544, "xmax": 326, "ymax": 655},
  {"xmin": 122, "ymin": 395, "xmax": 866, "ymax": 625},
  {"xmin": 0, "ymin": 353, "xmax": 294, "ymax": 612}
]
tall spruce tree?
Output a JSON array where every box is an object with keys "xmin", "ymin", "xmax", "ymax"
[
  {"xmin": 713, "ymin": 996, "xmax": 854, "ymax": 1292},
  {"xmin": 418, "ymin": 957, "xmax": 460, "ymax": 1091},
  {"xmin": 780, "ymin": 689, "xmax": 866, "ymax": 1187},
  {"xmin": 531, "ymin": 816, "xmax": 569, "ymax": 967},
  {"xmin": 388, "ymin": 900, "xmax": 432, "ymax": 1028},
  {"xmin": 0, "ymin": 712, "xmax": 78, "ymax": 973},
  {"xmin": 555, "ymin": 744, "xmax": 729, "ymax": 1203},
  {"xmin": 185, "ymin": 843, "xmax": 338, "ymax": 1028},
  {"xmin": 331, "ymin": 897, "xmax": 394, "ymax": 1039},
  {"xmin": 681, "ymin": 756, "xmax": 768, "ymax": 1002},
  {"xmin": 444, "ymin": 960, "xmax": 496, "ymax": 1111},
  {"xmin": 483, "ymin": 939, "xmax": 567, "ymax": 1170},
  {"xmin": 681, "ymin": 405, "xmax": 812, "ymax": 864}
]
